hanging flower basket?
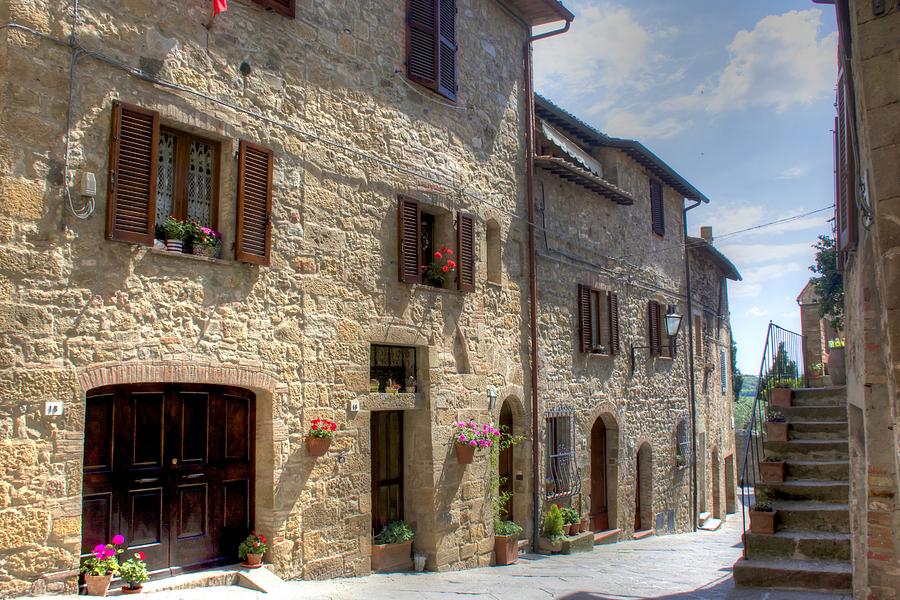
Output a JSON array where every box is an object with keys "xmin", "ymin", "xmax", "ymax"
[
  {"xmin": 455, "ymin": 443, "xmax": 476, "ymax": 464},
  {"xmin": 306, "ymin": 418, "xmax": 337, "ymax": 456},
  {"xmin": 451, "ymin": 420, "xmax": 500, "ymax": 464}
]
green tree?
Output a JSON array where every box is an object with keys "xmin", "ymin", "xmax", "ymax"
[
  {"xmin": 809, "ymin": 235, "xmax": 844, "ymax": 331},
  {"xmin": 730, "ymin": 331, "xmax": 743, "ymax": 404}
]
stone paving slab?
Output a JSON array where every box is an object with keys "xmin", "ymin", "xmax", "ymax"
[{"xmin": 28, "ymin": 517, "xmax": 851, "ymax": 600}]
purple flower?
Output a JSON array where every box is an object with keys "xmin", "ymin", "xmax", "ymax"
[{"xmin": 112, "ymin": 534, "xmax": 125, "ymax": 545}]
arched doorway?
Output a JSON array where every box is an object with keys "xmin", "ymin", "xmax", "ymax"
[
  {"xmin": 498, "ymin": 401, "xmax": 514, "ymax": 520},
  {"xmin": 711, "ymin": 447, "xmax": 721, "ymax": 518},
  {"xmin": 590, "ymin": 415, "xmax": 618, "ymax": 531},
  {"xmin": 635, "ymin": 443, "xmax": 652, "ymax": 531},
  {"xmin": 82, "ymin": 383, "xmax": 255, "ymax": 576}
]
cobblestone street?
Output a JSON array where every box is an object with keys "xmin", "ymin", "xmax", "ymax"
[{"xmin": 33, "ymin": 516, "xmax": 849, "ymax": 600}]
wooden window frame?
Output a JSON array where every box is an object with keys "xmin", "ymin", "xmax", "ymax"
[
  {"xmin": 406, "ymin": 0, "xmax": 458, "ymax": 102},
  {"xmin": 579, "ymin": 285, "xmax": 619, "ymax": 356},
  {"xmin": 693, "ymin": 315, "xmax": 704, "ymax": 359},
  {"xmin": 545, "ymin": 408, "xmax": 580, "ymax": 499},
  {"xmin": 650, "ymin": 178, "xmax": 665, "ymax": 237},
  {"xmin": 235, "ymin": 140, "xmax": 274, "ymax": 265},
  {"xmin": 158, "ymin": 127, "xmax": 221, "ymax": 230},
  {"xmin": 648, "ymin": 300, "xmax": 674, "ymax": 359},
  {"xmin": 251, "ymin": 0, "xmax": 295, "ymax": 18}
]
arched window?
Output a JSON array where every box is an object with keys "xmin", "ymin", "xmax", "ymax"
[{"xmin": 486, "ymin": 219, "xmax": 501, "ymax": 285}]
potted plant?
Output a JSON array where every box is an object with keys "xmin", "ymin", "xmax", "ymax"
[
  {"xmin": 119, "ymin": 550, "xmax": 149, "ymax": 594},
  {"xmin": 163, "ymin": 216, "xmax": 188, "ymax": 253},
  {"xmin": 493, "ymin": 519, "xmax": 522, "ymax": 566},
  {"xmin": 80, "ymin": 535, "xmax": 123, "ymax": 596},
  {"xmin": 749, "ymin": 502, "xmax": 777, "ymax": 534},
  {"xmin": 421, "ymin": 246, "xmax": 456, "ymax": 288},
  {"xmin": 561, "ymin": 506, "xmax": 579, "ymax": 536},
  {"xmin": 238, "ymin": 531, "xmax": 268, "ymax": 568},
  {"xmin": 544, "ymin": 477, "xmax": 556, "ymax": 496},
  {"xmin": 808, "ymin": 362, "xmax": 826, "ymax": 388},
  {"xmin": 766, "ymin": 410, "xmax": 789, "ymax": 442},
  {"xmin": 829, "ymin": 339, "xmax": 846, "ymax": 386},
  {"xmin": 760, "ymin": 460, "xmax": 786, "ymax": 483},
  {"xmin": 370, "ymin": 378, "xmax": 380, "ymax": 392},
  {"xmin": 306, "ymin": 418, "xmax": 337, "ymax": 456},
  {"xmin": 539, "ymin": 504, "xmax": 565, "ymax": 553},
  {"xmin": 372, "ymin": 520, "xmax": 414, "ymax": 573},
  {"xmin": 768, "ymin": 384, "xmax": 793, "ymax": 408},
  {"xmin": 385, "ymin": 378, "xmax": 401, "ymax": 393},
  {"xmin": 451, "ymin": 420, "xmax": 500, "ymax": 464},
  {"xmin": 191, "ymin": 225, "xmax": 222, "ymax": 259}
]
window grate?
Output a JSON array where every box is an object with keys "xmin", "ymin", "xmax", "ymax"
[
  {"xmin": 545, "ymin": 406, "xmax": 580, "ymax": 499},
  {"xmin": 155, "ymin": 131, "xmax": 176, "ymax": 227},
  {"xmin": 187, "ymin": 140, "xmax": 214, "ymax": 227}
]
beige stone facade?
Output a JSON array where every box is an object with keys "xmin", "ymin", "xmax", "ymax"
[
  {"xmin": 0, "ymin": 0, "xmax": 568, "ymax": 594},
  {"xmin": 532, "ymin": 97, "xmax": 739, "ymax": 537},
  {"xmin": 827, "ymin": 1, "xmax": 900, "ymax": 598}
]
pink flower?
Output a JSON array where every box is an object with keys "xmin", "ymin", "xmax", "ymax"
[
  {"xmin": 92, "ymin": 544, "xmax": 106, "ymax": 558},
  {"xmin": 442, "ymin": 265, "xmax": 449, "ymax": 272},
  {"xmin": 112, "ymin": 534, "xmax": 125, "ymax": 545},
  {"xmin": 469, "ymin": 440, "xmax": 477, "ymax": 447},
  {"xmin": 103, "ymin": 547, "xmax": 115, "ymax": 558},
  {"xmin": 458, "ymin": 434, "xmax": 466, "ymax": 442},
  {"xmin": 434, "ymin": 251, "xmax": 443, "ymax": 260}
]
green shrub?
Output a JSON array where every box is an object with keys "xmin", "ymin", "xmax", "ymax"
[
  {"xmin": 494, "ymin": 520, "xmax": 523, "ymax": 538},
  {"xmin": 541, "ymin": 505, "xmax": 565, "ymax": 541},
  {"xmin": 374, "ymin": 521, "xmax": 414, "ymax": 545},
  {"xmin": 561, "ymin": 506, "xmax": 579, "ymax": 525}
]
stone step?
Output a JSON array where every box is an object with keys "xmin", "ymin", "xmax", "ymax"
[
  {"xmin": 699, "ymin": 518, "xmax": 722, "ymax": 531},
  {"xmin": 633, "ymin": 529, "xmax": 654, "ymax": 540},
  {"xmin": 698, "ymin": 511, "xmax": 712, "ymax": 526},
  {"xmin": 593, "ymin": 528, "xmax": 621, "ymax": 545},
  {"xmin": 779, "ymin": 406, "xmax": 847, "ymax": 423},
  {"xmin": 785, "ymin": 460, "xmax": 849, "ymax": 481},
  {"xmin": 744, "ymin": 531, "xmax": 851, "ymax": 562},
  {"xmin": 765, "ymin": 439, "xmax": 848, "ymax": 461},
  {"xmin": 771, "ymin": 501, "xmax": 850, "ymax": 534},
  {"xmin": 788, "ymin": 421, "xmax": 849, "ymax": 440},
  {"xmin": 756, "ymin": 480, "xmax": 849, "ymax": 503},
  {"xmin": 790, "ymin": 387, "xmax": 847, "ymax": 407},
  {"xmin": 733, "ymin": 557, "xmax": 851, "ymax": 592}
]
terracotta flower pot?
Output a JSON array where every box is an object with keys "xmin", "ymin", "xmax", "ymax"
[
  {"xmin": 580, "ymin": 517, "xmax": 590, "ymax": 533},
  {"xmin": 372, "ymin": 539, "xmax": 413, "ymax": 573},
  {"xmin": 244, "ymin": 553, "xmax": 263, "ymax": 567},
  {"xmin": 829, "ymin": 347, "xmax": 846, "ymax": 386},
  {"xmin": 766, "ymin": 422, "xmax": 789, "ymax": 443},
  {"xmin": 750, "ymin": 510, "xmax": 777, "ymax": 534},
  {"xmin": 494, "ymin": 535, "xmax": 518, "ymax": 566},
  {"xmin": 306, "ymin": 436, "xmax": 332, "ymax": 456},
  {"xmin": 563, "ymin": 523, "xmax": 572, "ymax": 536},
  {"xmin": 121, "ymin": 584, "xmax": 144, "ymax": 595},
  {"xmin": 538, "ymin": 537, "xmax": 563, "ymax": 554},
  {"xmin": 570, "ymin": 520, "xmax": 581, "ymax": 534},
  {"xmin": 84, "ymin": 573, "xmax": 112, "ymax": 596},
  {"xmin": 768, "ymin": 388, "xmax": 793, "ymax": 408},
  {"xmin": 455, "ymin": 443, "xmax": 476, "ymax": 464},
  {"xmin": 760, "ymin": 461, "xmax": 786, "ymax": 483}
]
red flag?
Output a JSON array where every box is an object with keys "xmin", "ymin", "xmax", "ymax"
[{"xmin": 213, "ymin": 0, "xmax": 227, "ymax": 15}]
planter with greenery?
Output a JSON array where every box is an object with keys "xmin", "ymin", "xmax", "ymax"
[
  {"xmin": 163, "ymin": 216, "xmax": 188, "ymax": 253},
  {"xmin": 372, "ymin": 521, "xmax": 415, "ymax": 572},
  {"xmin": 191, "ymin": 225, "xmax": 222, "ymax": 258},
  {"xmin": 238, "ymin": 532, "xmax": 268, "ymax": 567},
  {"xmin": 306, "ymin": 418, "xmax": 337, "ymax": 456},
  {"xmin": 561, "ymin": 506, "xmax": 579, "ymax": 536},
  {"xmin": 421, "ymin": 246, "xmax": 457, "ymax": 288},
  {"xmin": 451, "ymin": 420, "xmax": 500, "ymax": 464},
  {"xmin": 80, "ymin": 535, "xmax": 123, "ymax": 596},
  {"xmin": 539, "ymin": 504, "xmax": 565, "ymax": 553},
  {"xmin": 766, "ymin": 411, "xmax": 789, "ymax": 442},
  {"xmin": 493, "ymin": 519, "xmax": 523, "ymax": 566},
  {"xmin": 489, "ymin": 423, "xmax": 526, "ymax": 566},
  {"xmin": 119, "ymin": 551, "xmax": 149, "ymax": 594},
  {"xmin": 749, "ymin": 502, "xmax": 777, "ymax": 535}
]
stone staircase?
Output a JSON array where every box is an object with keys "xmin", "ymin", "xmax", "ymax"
[{"xmin": 733, "ymin": 387, "xmax": 852, "ymax": 593}]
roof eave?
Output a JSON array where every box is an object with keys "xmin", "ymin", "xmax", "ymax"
[
  {"xmin": 687, "ymin": 237, "xmax": 742, "ymax": 281},
  {"xmin": 499, "ymin": 0, "xmax": 574, "ymax": 26}
]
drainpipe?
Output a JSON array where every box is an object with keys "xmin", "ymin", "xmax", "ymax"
[
  {"xmin": 525, "ymin": 18, "xmax": 571, "ymax": 552},
  {"xmin": 683, "ymin": 199, "xmax": 701, "ymax": 531}
]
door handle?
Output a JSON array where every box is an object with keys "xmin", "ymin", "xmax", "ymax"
[
  {"xmin": 134, "ymin": 478, "xmax": 159, "ymax": 484},
  {"xmin": 182, "ymin": 473, "xmax": 205, "ymax": 480},
  {"xmin": 171, "ymin": 458, "xmax": 178, "ymax": 466}
]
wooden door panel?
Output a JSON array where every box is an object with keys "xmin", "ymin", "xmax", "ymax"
[
  {"xmin": 81, "ymin": 492, "xmax": 113, "ymax": 554},
  {"xmin": 84, "ymin": 395, "xmax": 114, "ymax": 472},
  {"xmin": 371, "ymin": 411, "xmax": 404, "ymax": 535},
  {"xmin": 177, "ymin": 392, "xmax": 209, "ymax": 465},
  {"xmin": 590, "ymin": 422, "xmax": 608, "ymax": 531},
  {"xmin": 224, "ymin": 395, "xmax": 249, "ymax": 460},
  {"xmin": 131, "ymin": 393, "xmax": 164, "ymax": 468},
  {"xmin": 176, "ymin": 483, "xmax": 208, "ymax": 539}
]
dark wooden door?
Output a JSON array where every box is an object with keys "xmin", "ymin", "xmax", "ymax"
[
  {"xmin": 498, "ymin": 403, "xmax": 514, "ymax": 521},
  {"xmin": 590, "ymin": 420, "xmax": 608, "ymax": 531},
  {"xmin": 82, "ymin": 384, "xmax": 254, "ymax": 577},
  {"xmin": 371, "ymin": 411, "xmax": 404, "ymax": 536},
  {"xmin": 634, "ymin": 451, "xmax": 642, "ymax": 531}
]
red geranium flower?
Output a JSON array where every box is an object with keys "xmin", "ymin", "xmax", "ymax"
[
  {"xmin": 442, "ymin": 265, "xmax": 449, "ymax": 272},
  {"xmin": 434, "ymin": 251, "xmax": 442, "ymax": 260},
  {"xmin": 447, "ymin": 260, "xmax": 456, "ymax": 268},
  {"xmin": 136, "ymin": 551, "xmax": 146, "ymax": 561}
]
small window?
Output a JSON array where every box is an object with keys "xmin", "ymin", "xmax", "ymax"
[
  {"xmin": 406, "ymin": 0, "xmax": 457, "ymax": 101},
  {"xmin": 578, "ymin": 285, "xmax": 620, "ymax": 355},
  {"xmin": 650, "ymin": 179, "xmax": 664, "ymax": 236},
  {"xmin": 155, "ymin": 128, "xmax": 220, "ymax": 230},
  {"xmin": 251, "ymin": 0, "xmax": 295, "ymax": 18},
  {"xmin": 370, "ymin": 345, "xmax": 417, "ymax": 393},
  {"xmin": 545, "ymin": 408, "xmax": 580, "ymax": 499},
  {"xmin": 486, "ymin": 219, "xmax": 501, "ymax": 285},
  {"xmin": 648, "ymin": 300, "xmax": 674, "ymax": 359},
  {"xmin": 397, "ymin": 197, "xmax": 474, "ymax": 291}
]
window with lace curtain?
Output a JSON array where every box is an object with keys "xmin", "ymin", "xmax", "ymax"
[{"xmin": 155, "ymin": 128, "xmax": 220, "ymax": 230}]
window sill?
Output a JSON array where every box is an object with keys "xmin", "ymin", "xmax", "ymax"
[
  {"xmin": 409, "ymin": 283, "xmax": 462, "ymax": 295},
  {"xmin": 486, "ymin": 279, "xmax": 502, "ymax": 289},
  {"xmin": 586, "ymin": 352, "xmax": 613, "ymax": 359},
  {"xmin": 148, "ymin": 247, "xmax": 235, "ymax": 266}
]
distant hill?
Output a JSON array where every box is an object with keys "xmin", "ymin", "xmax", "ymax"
[
  {"xmin": 739, "ymin": 375, "xmax": 758, "ymax": 398},
  {"xmin": 734, "ymin": 375, "xmax": 759, "ymax": 429}
]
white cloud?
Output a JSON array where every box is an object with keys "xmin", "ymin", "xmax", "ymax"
[
  {"xmin": 603, "ymin": 109, "xmax": 691, "ymax": 140},
  {"xmin": 718, "ymin": 242, "xmax": 812, "ymax": 265},
  {"xmin": 692, "ymin": 205, "xmax": 832, "ymax": 241},
  {"xmin": 748, "ymin": 306, "xmax": 770, "ymax": 317},
  {"xmin": 731, "ymin": 262, "xmax": 806, "ymax": 299},
  {"xmin": 778, "ymin": 165, "xmax": 808, "ymax": 180},
  {"xmin": 675, "ymin": 10, "xmax": 837, "ymax": 114}
]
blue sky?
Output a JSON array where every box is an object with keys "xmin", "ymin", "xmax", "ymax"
[{"xmin": 533, "ymin": 0, "xmax": 838, "ymax": 374}]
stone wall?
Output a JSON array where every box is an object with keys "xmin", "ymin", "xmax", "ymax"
[
  {"xmin": 837, "ymin": 1, "xmax": 900, "ymax": 598},
  {"xmin": 0, "ymin": 0, "xmax": 534, "ymax": 594}
]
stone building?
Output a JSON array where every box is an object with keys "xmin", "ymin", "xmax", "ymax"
[
  {"xmin": 797, "ymin": 279, "xmax": 839, "ymax": 384},
  {"xmin": 0, "ymin": 0, "xmax": 573, "ymax": 595},
  {"xmin": 531, "ymin": 96, "xmax": 740, "ymax": 539},
  {"xmin": 822, "ymin": 0, "xmax": 900, "ymax": 598}
]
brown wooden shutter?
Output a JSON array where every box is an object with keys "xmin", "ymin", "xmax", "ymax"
[
  {"xmin": 106, "ymin": 101, "xmax": 159, "ymax": 245},
  {"xmin": 398, "ymin": 196, "xmax": 422, "ymax": 284},
  {"xmin": 437, "ymin": 0, "xmax": 457, "ymax": 100},
  {"xmin": 650, "ymin": 179, "xmax": 665, "ymax": 236},
  {"xmin": 608, "ymin": 292, "xmax": 620, "ymax": 355},
  {"xmin": 457, "ymin": 213, "xmax": 475, "ymax": 291},
  {"xmin": 578, "ymin": 285, "xmax": 592, "ymax": 353},
  {"xmin": 836, "ymin": 72, "xmax": 857, "ymax": 254},
  {"xmin": 236, "ymin": 140, "xmax": 273, "ymax": 265},
  {"xmin": 407, "ymin": 0, "xmax": 438, "ymax": 90},
  {"xmin": 252, "ymin": 0, "xmax": 295, "ymax": 18},
  {"xmin": 648, "ymin": 301, "xmax": 661, "ymax": 357}
]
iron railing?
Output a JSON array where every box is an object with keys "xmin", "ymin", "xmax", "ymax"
[{"xmin": 739, "ymin": 322, "xmax": 807, "ymax": 556}]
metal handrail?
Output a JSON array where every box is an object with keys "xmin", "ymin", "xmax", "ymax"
[{"xmin": 738, "ymin": 321, "xmax": 807, "ymax": 558}]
